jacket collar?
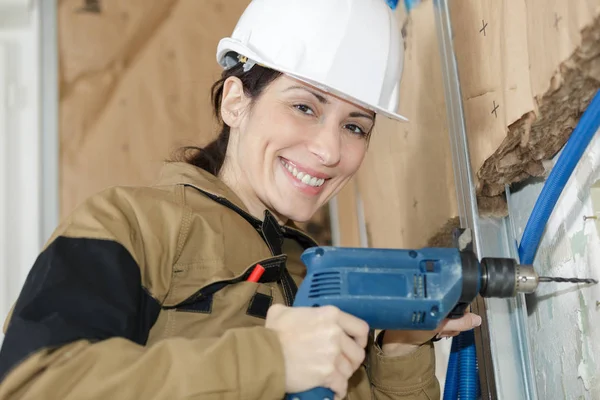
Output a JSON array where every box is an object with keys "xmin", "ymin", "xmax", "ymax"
[
  {"xmin": 157, "ymin": 161, "xmax": 249, "ymax": 212},
  {"xmin": 155, "ymin": 162, "xmax": 318, "ymax": 248}
]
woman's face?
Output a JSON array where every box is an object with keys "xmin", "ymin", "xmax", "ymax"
[{"xmin": 220, "ymin": 74, "xmax": 374, "ymax": 223}]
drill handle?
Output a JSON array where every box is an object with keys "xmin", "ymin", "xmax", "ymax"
[{"xmin": 285, "ymin": 387, "xmax": 334, "ymax": 400}]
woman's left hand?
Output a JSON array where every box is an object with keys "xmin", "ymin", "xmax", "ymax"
[{"xmin": 379, "ymin": 312, "xmax": 482, "ymax": 357}]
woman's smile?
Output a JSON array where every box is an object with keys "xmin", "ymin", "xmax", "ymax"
[{"xmin": 278, "ymin": 157, "xmax": 329, "ymax": 196}]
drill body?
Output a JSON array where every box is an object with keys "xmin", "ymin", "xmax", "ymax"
[{"xmin": 294, "ymin": 246, "xmax": 475, "ymax": 331}]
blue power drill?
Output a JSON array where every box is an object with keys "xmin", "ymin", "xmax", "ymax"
[{"xmin": 285, "ymin": 244, "xmax": 540, "ymax": 400}]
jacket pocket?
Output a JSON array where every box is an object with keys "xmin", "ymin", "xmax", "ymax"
[
  {"xmin": 166, "ymin": 255, "xmax": 286, "ymax": 314},
  {"xmin": 242, "ymin": 281, "xmax": 274, "ymax": 319}
]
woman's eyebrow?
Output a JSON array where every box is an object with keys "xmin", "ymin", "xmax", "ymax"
[
  {"xmin": 284, "ymin": 85, "xmax": 328, "ymax": 104},
  {"xmin": 349, "ymin": 112, "xmax": 375, "ymax": 122}
]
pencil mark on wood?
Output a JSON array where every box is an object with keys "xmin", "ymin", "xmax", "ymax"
[
  {"xmin": 479, "ymin": 19, "xmax": 488, "ymax": 36},
  {"xmin": 491, "ymin": 101, "xmax": 499, "ymax": 118},
  {"xmin": 76, "ymin": 0, "xmax": 101, "ymax": 13}
]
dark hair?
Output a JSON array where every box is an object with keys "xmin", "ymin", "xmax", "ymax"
[{"xmin": 172, "ymin": 60, "xmax": 282, "ymax": 176}]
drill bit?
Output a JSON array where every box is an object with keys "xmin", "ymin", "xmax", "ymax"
[{"xmin": 538, "ymin": 276, "xmax": 598, "ymax": 284}]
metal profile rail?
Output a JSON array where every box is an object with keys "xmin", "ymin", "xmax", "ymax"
[{"xmin": 432, "ymin": 0, "xmax": 539, "ymax": 399}]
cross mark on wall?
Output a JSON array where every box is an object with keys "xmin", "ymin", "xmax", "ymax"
[
  {"xmin": 491, "ymin": 101, "xmax": 499, "ymax": 118},
  {"xmin": 479, "ymin": 19, "xmax": 488, "ymax": 36},
  {"xmin": 554, "ymin": 13, "xmax": 562, "ymax": 30},
  {"xmin": 77, "ymin": 0, "xmax": 101, "ymax": 14}
]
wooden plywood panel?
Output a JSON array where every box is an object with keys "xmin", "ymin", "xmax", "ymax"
[
  {"xmin": 355, "ymin": 2, "xmax": 458, "ymax": 249},
  {"xmin": 450, "ymin": 1, "xmax": 535, "ymax": 180},
  {"xmin": 59, "ymin": 0, "xmax": 250, "ymax": 218},
  {"xmin": 335, "ymin": 178, "xmax": 363, "ymax": 247}
]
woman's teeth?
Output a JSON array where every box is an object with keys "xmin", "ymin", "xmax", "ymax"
[{"xmin": 280, "ymin": 159, "xmax": 325, "ymax": 187}]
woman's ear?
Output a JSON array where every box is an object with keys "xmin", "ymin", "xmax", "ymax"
[{"xmin": 220, "ymin": 77, "xmax": 249, "ymax": 128}]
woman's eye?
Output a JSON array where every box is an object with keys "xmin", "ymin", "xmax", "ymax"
[
  {"xmin": 294, "ymin": 104, "xmax": 315, "ymax": 115},
  {"xmin": 345, "ymin": 124, "xmax": 366, "ymax": 136}
]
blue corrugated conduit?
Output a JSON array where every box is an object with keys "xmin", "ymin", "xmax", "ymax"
[
  {"xmin": 457, "ymin": 329, "xmax": 479, "ymax": 399},
  {"xmin": 443, "ymin": 329, "xmax": 479, "ymax": 400},
  {"xmin": 442, "ymin": 335, "xmax": 460, "ymax": 400},
  {"xmin": 444, "ymin": 90, "xmax": 600, "ymax": 399}
]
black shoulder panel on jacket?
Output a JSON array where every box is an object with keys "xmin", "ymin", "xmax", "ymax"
[{"xmin": 0, "ymin": 236, "xmax": 161, "ymax": 382}]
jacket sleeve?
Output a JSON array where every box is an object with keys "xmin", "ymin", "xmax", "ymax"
[
  {"xmin": 347, "ymin": 332, "xmax": 440, "ymax": 400},
  {"xmin": 0, "ymin": 185, "xmax": 286, "ymax": 400}
]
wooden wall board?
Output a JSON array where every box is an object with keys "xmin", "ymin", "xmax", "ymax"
[
  {"xmin": 355, "ymin": 1, "xmax": 458, "ymax": 249},
  {"xmin": 335, "ymin": 178, "xmax": 363, "ymax": 247},
  {"xmin": 59, "ymin": 0, "xmax": 250, "ymax": 218}
]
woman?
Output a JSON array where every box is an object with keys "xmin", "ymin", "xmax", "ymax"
[{"xmin": 0, "ymin": 0, "xmax": 480, "ymax": 399}]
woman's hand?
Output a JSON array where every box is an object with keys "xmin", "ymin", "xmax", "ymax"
[
  {"xmin": 265, "ymin": 304, "xmax": 369, "ymax": 399},
  {"xmin": 380, "ymin": 312, "xmax": 482, "ymax": 357}
]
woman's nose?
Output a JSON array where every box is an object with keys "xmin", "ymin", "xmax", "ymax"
[{"xmin": 307, "ymin": 126, "xmax": 341, "ymax": 166}]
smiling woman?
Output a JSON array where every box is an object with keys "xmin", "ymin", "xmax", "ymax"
[
  {"xmin": 0, "ymin": 1, "xmax": 479, "ymax": 399},
  {"xmin": 221, "ymin": 74, "xmax": 373, "ymax": 223}
]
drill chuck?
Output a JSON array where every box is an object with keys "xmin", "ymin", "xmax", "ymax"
[
  {"xmin": 479, "ymin": 257, "xmax": 538, "ymax": 297},
  {"xmin": 456, "ymin": 253, "xmax": 539, "ymax": 301}
]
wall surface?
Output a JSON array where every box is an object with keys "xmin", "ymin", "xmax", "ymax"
[
  {"xmin": 354, "ymin": 1, "xmax": 458, "ymax": 250},
  {"xmin": 509, "ymin": 131, "xmax": 600, "ymax": 398},
  {"xmin": 58, "ymin": 0, "xmax": 249, "ymax": 218}
]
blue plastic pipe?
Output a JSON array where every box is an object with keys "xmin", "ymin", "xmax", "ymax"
[
  {"xmin": 442, "ymin": 335, "xmax": 460, "ymax": 400},
  {"xmin": 443, "ymin": 329, "xmax": 479, "ymax": 400},
  {"xmin": 444, "ymin": 89, "xmax": 600, "ymax": 399},
  {"xmin": 457, "ymin": 330, "xmax": 478, "ymax": 399},
  {"xmin": 519, "ymin": 89, "xmax": 600, "ymax": 264}
]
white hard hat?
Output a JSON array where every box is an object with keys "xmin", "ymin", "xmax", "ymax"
[{"xmin": 216, "ymin": 0, "xmax": 408, "ymax": 122}]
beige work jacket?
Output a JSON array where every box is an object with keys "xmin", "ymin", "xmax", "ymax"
[{"xmin": 0, "ymin": 162, "xmax": 439, "ymax": 399}]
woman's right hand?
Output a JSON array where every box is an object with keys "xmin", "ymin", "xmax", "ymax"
[{"xmin": 265, "ymin": 304, "xmax": 370, "ymax": 399}]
